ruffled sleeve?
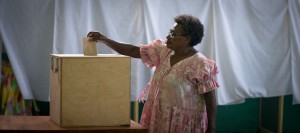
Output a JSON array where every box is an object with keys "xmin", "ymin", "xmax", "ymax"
[
  {"xmin": 140, "ymin": 39, "xmax": 165, "ymax": 68},
  {"xmin": 189, "ymin": 58, "xmax": 219, "ymax": 94}
]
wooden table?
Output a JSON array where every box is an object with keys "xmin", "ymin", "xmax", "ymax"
[{"xmin": 0, "ymin": 116, "xmax": 148, "ymax": 133}]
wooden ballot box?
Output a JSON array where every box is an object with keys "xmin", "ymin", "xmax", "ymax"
[{"xmin": 50, "ymin": 54, "xmax": 131, "ymax": 127}]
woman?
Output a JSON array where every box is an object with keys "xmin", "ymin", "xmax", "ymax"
[{"xmin": 88, "ymin": 14, "xmax": 219, "ymax": 133}]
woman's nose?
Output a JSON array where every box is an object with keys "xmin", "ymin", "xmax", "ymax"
[
  {"xmin": 166, "ymin": 33, "xmax": 171, "ymax": 39},
  {"xmin": 166, "ymin": 35, "xmax": 171, "ymax": 40}
]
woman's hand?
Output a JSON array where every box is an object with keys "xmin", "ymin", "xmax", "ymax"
[{"xmin": 87, "ymin": 32, "xmax": 106, "ymax": 42}]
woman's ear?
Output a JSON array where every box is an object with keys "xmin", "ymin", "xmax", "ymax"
[{"xmin": 185, "ymin": 35, "xmax": 191, "ymax": 45}]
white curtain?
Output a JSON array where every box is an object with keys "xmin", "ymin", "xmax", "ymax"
[
  {"xmin": 289, "ymin": 0, "xmax": 300, "ymax": 104},
  {"xmin": 0, "ymin": 0, "xmax": 54, "ymax": 101},
  {"xmin": 0, "ymin": 0, "xmax": 299, "ymax": 105},
  {"xmin": 213, "ymin": 0, "xmax": 292, "ymax": 104}
]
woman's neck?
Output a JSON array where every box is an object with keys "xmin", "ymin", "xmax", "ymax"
[{"xmin": 173, "ymin": 47, "xmax": 197, "ymax": 56}]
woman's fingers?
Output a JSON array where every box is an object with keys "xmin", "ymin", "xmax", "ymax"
[
  {"xmin": 87, "ymin": 32, "xmax": 100, "ymax": 41},
  {"xmin": 87, "ymin": 32, "xmax": 93, "ymax": 37}
]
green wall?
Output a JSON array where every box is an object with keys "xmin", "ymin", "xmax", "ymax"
[
  {"xmin": 282, "ymin": 95, "xmax": 300, "ymax": 133},
  {"xmin": 216, "ymin": 98, "xmax": 259, "ymax": 133},
  {"xmin": 260, "ymin": 95, "xmax": 300, "ymax": 133}
]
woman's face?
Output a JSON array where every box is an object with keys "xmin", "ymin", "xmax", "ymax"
[{"xmin": 166, "ymin": 23, "xmax": 189, "ymax": 50}]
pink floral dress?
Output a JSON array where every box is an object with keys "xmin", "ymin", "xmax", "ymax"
[{"xmin": 139, "ymin": 40, "xmax": 219, "ymax": 133}]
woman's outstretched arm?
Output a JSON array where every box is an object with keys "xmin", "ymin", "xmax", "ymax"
[{"xmin": 87, "ymin": 31, "xmax": 141, "ymax": 58}]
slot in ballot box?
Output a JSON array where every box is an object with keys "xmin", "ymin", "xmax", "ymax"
[{"xmin": 50, "ymin": 54, "xmax": 131, "ymax": 127}]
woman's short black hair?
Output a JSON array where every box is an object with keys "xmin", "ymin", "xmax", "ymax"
[{"xmin": 174, "ymin": 14, "xmax": 204, "ymax": 47}]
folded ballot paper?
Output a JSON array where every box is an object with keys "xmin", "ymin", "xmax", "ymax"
[{"xmin": 83, "ymin": 37, "xmax": 97, "ymax": 56}]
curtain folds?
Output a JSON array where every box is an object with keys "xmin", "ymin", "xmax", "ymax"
[{"xmin": 289, "ymin": 0, "xmax": 300, "ymax": 104}]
